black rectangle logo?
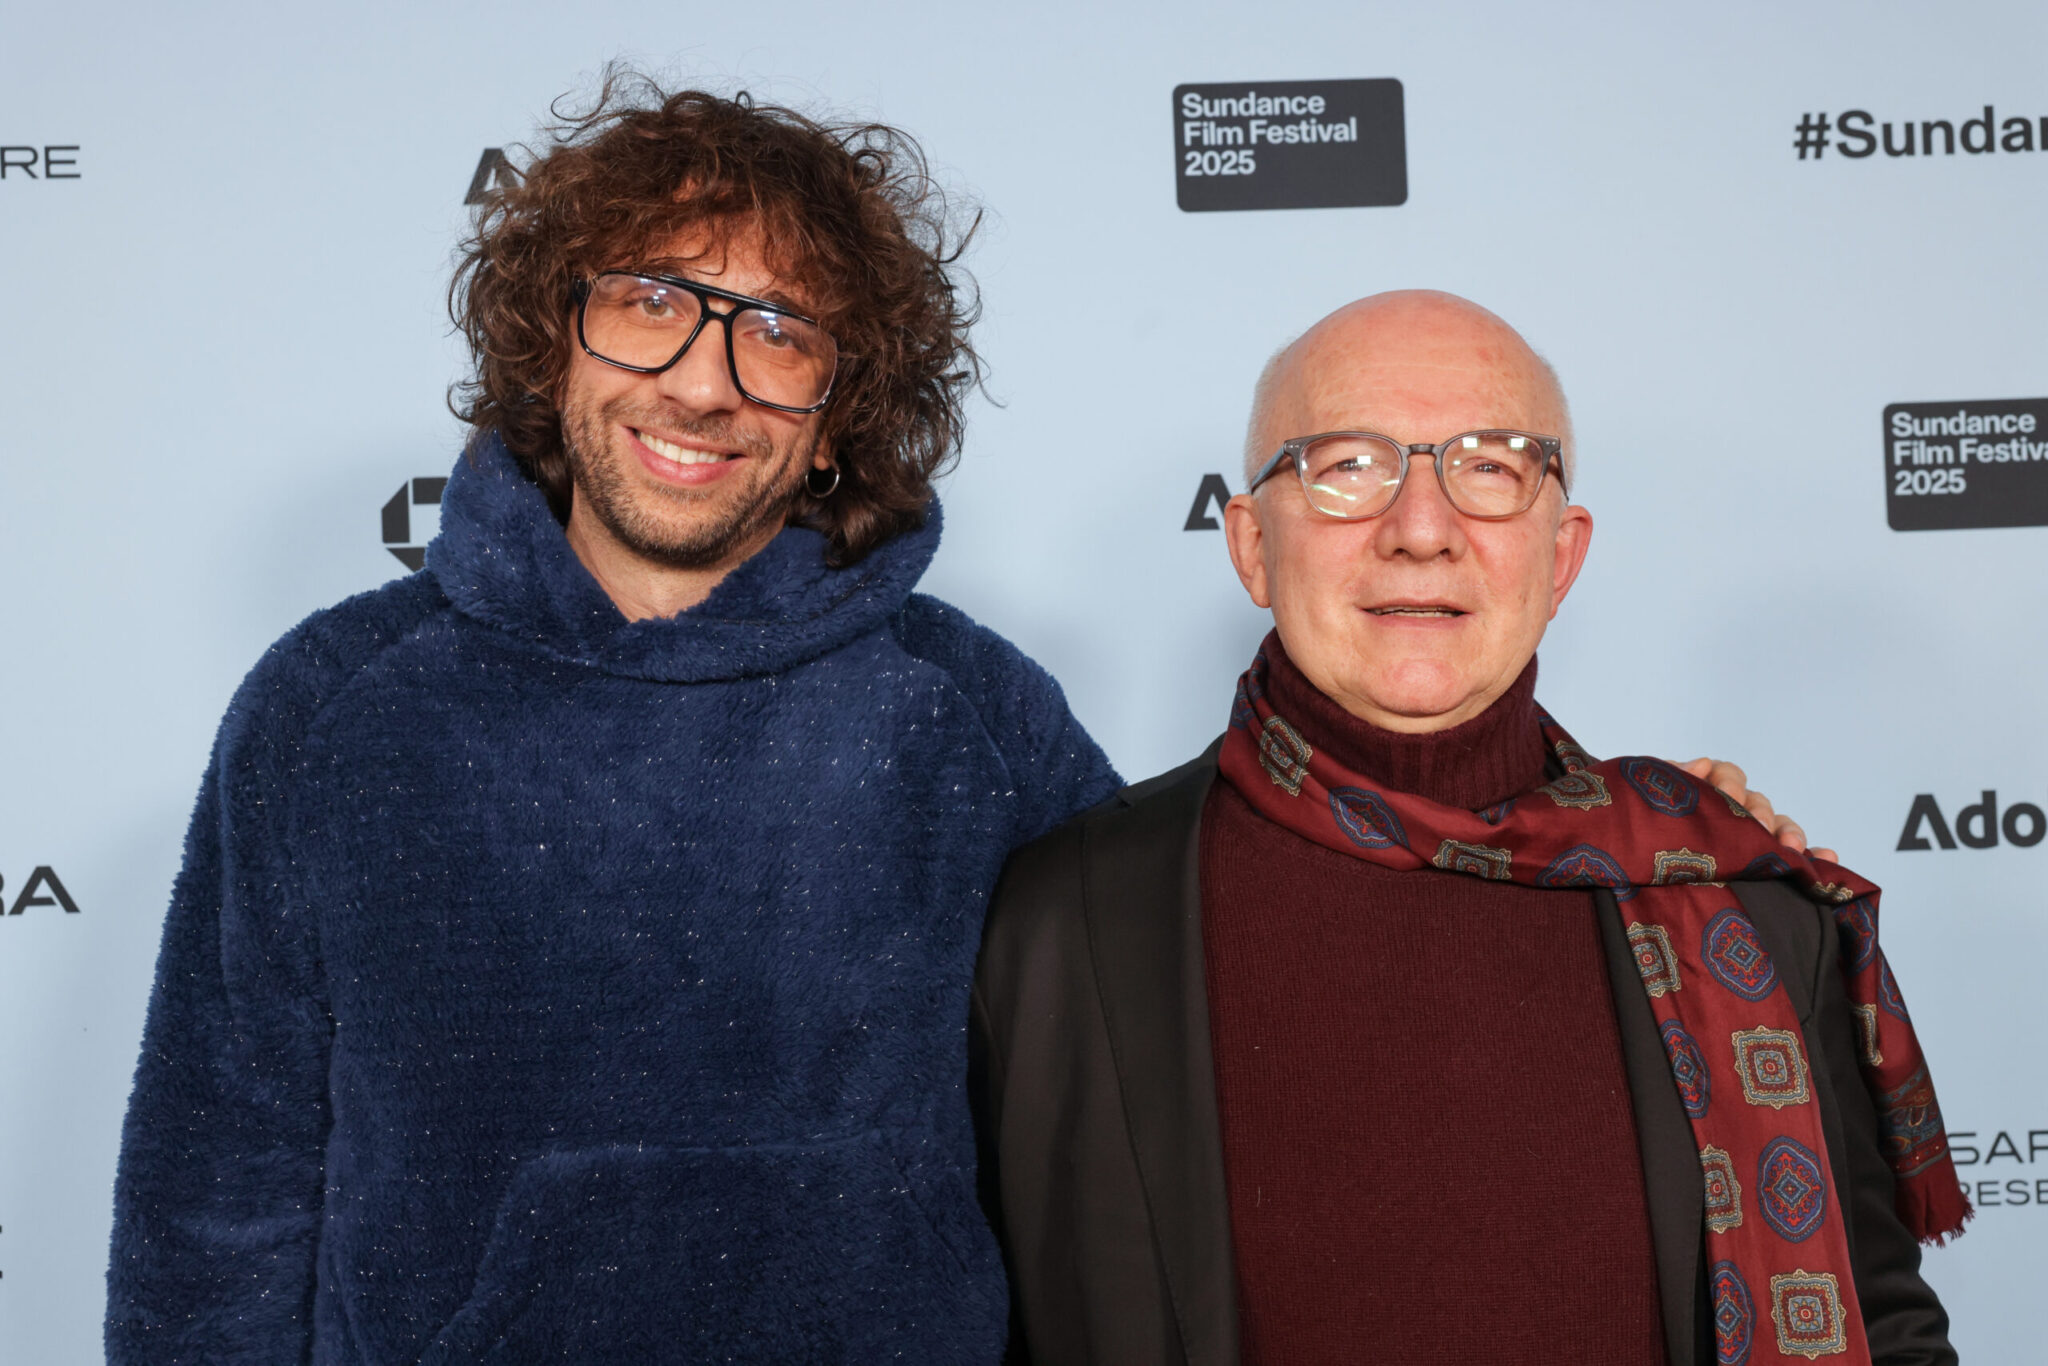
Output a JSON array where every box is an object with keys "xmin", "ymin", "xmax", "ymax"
[
  {"xmin": 1884, "ymin": 398, "xmax": 2048, "ymax": 531},
  {"xmin": 1174, "ymin": 79, "xmax": 1406, "ymax": 213}
]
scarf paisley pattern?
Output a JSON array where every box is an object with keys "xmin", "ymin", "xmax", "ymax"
[{"xmin": 1219, "ymin": 645, "xmax": 1969, "ymax": 1366}]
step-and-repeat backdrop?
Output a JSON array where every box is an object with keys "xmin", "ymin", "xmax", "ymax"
[{"xmin": 4, "ymin": 2, "xmax": 2043, "ymax": 1358}]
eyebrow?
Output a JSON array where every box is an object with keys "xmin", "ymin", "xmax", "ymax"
[{"xmin": 633, "ymin": 258, "xmax": 812, "ymax": 316}]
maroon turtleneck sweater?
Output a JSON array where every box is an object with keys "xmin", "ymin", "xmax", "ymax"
[{"xmin": 1201, "ymin": 647, "xmax": 1667, "ymax": 1365}]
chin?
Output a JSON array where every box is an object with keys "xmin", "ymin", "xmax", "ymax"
[
  {"xmin": 1354, "ymin": 662, "xmax": 1483, "ymax": 725},
  {"xmin": 1376, "ymin": 690, "xmax": 1476, "ymax": 723}
]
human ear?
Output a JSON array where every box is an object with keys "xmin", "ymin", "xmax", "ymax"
[
  {"xmin": 1223, "ymin": 494, "xmax": 1272, "ymax": 609},
  {"xmin": 1547, "ymin": 503, "xmax": 1594, "ymax": 617}
]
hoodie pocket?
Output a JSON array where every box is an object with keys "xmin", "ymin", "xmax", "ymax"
[{"xmin": 414, "ymin": 1129, "xmax": 1002, "ymax": 1366}]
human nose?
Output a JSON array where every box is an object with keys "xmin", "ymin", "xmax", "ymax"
[
  {"xmin": 651, "ymin": 314, "xmax": 745, "ymax": 414},
  {"xmin": 1370, "ymin": 451, "xmax": 1466, "ymax": 558}
]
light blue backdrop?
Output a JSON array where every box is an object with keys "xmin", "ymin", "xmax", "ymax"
[{"xmin": 3, "ymin": 2, "xmax": 2042, "ymax": 1358}]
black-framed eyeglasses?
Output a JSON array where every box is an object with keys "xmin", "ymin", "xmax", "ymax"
[
  {"xmin": 1248, "ymin": 430, "xmax": 1569, "ymax": 521},
  {"xmin": 573, "ymin": 270, "xmax": 841, "ymax": 414}
]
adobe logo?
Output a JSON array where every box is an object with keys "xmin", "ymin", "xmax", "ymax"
[{"xmin": 465, "ymin": 148, "xmax": 521, "ymax": 205}]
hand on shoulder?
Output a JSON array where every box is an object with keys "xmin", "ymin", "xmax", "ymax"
[{"xmin": 1681, "ymin": 757, "xmax": 1838, "ymax": 863}]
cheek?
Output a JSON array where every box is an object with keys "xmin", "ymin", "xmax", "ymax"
[
  {"xmin": 560, "ymin": 354, "xmax": 631, "ymax": 419},
  {"xmin": 1269, "ymin": 535, "xmax": 1347, "ymax": 617},
  {"xmin": 1476, "ymin": 532, "xmax": 1558, "ymax": 627},
  {"xmin": 789, "ymin": 413, "xmax": 827, "ymax": 457}
]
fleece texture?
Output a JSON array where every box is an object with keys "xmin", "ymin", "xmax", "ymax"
[{"xmin": 106, "ymin": 436, "xmax": 1119, "ymax": 1366}]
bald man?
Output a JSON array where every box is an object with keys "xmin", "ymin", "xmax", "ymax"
[{"xmin": 970, "ymin": 294, "xmax": 1960, "ymax": 1366}]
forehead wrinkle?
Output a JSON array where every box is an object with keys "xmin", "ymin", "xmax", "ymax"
[{"xmin": 1297, "ymin": 368, "xmax": 1554, "ymax": 432}]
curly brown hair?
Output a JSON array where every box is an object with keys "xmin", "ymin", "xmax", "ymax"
[{"xmin": 450, "ymin": 71, "xmax": 982, "ymax": 566}]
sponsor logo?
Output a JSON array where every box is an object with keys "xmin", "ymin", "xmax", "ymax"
[
  {"xmin": 382, "ymin": 477, "xmax": 447, "ymax": 571},
  {"xmin": 1884, "ymin": 399, "xmax": 2048, "ymax": 531},
  {"xmin": 1796, "ymin": 107, "xmax": 2047, "ymax": 160},
  {"xmin": 0, "ymin": 866, "xmax": 80, "ymax": 916},
  {"xmin": 465, "ymin": 148, "xmax": 521, "ymax": 205},
  {"xmin": 1897, "ymin": 791, "xmax": 2046, "ymax": 851},
  {"xmin": 1174, "ymin": 79, "xmax": 1406, "ymax": 212},
  {"xmin": 1951, "ymin": 1127, "xmax": 2048, "ymax": 1212},
  {"xmin": 0, "ymin": 145, "xmax": 80, "ymax": 179},
  {"xmin": 1183, "ymin": 473, "xmax": 1234, "ymax": 530}
]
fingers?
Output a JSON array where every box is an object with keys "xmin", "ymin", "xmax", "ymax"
[
  {"xmin": 1735, "ymin": 784, "xmax": 1813, "ymax": 854},
  {"xmin": 1685, "ymin": 757, "xmax": 1823, "ymax": 857},
  {"xmin": 1754, "ymin": 792, "xmax": 1830, "ymax": 858},
  {"xmin": 1683, "ymin": 757, "xmax": 1751, "ymax": 808},
  {"xmin": 1810, "ymin": 847, "xmax": 1839, "ymax": 864}
]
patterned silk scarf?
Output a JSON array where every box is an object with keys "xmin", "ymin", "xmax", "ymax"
[{"xmin": 1218, "ymin": 643, "xmax": 1969, "ymax": 1366}]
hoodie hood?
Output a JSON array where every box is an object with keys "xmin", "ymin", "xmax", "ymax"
[{"xmin": 425, "ymin": 435, "xmax": 940, "ymax": 684}]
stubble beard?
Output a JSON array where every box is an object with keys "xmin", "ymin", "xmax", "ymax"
[{"xmin": 561, "ymin": 395, "xmax": 818, "ymax": 571}]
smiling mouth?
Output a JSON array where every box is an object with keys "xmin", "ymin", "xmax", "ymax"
[
  {"xmin": 634, "ymin": 428, "xmax": 739, "ymax": 466},
  {"xmin": 1367, "ymin": 606, "xmax": 1467, "ymax": 617}
]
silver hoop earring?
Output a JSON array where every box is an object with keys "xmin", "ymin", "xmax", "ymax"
[{"xmin": 805, "ymin": 465, "xmax": 841, "ymax": 498}]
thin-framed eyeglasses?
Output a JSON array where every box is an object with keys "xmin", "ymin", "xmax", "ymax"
[
  {"xmin": 572, "ymin": 270, "xmax": 841, "ymax": 414},
  {"xmin": 1248, "ymin": 430, "xmax": 1569, "ymax": 521}
]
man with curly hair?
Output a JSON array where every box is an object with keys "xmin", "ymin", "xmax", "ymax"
[{"xmin": 105, "ymin": 80, "xmax": 1116, "ymax": 1365}]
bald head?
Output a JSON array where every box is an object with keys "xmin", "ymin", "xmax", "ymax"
[
  {"xmin": 1219, "ymin": 289, "xmax": 1596, "ymax": 735},
  {"xmin": 1242, "ymin": 291, "xmax": 1573, "ymax": 488}
]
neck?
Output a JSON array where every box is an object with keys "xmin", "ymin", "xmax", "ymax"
[
  {"xmin": 1263, "ymin": 638, "xmax": 1546, "ymax": 809},
  {"xmin": 1330, "ymin": 689, "xmax": 1509, "ymax": 736},
  {"xmin": 564, "ymin": 504, "xmax": 780, "ymax": 622}
]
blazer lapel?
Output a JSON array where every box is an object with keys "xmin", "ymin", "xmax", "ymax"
[
  {"xmin": 1081, "ymin": 750, "xmax": 1239, "ymax": 1366},
  {"xmin": 1597, "ymin": 889, "xmax": 1704, "ymax": 1366}
]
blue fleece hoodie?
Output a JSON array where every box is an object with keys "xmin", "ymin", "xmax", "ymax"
[{"xmin": 107, "ymin": 438, "xmax": 1118, "ymax": 1365}]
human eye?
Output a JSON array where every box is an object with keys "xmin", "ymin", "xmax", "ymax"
[
  {"xmin": 1445, "ymin": 436, "xmax": 1543, "ymax": 504},
  {"xmin": 1308, "ymin": 437, "xmax": 1395, "ymax": 481},
  {"xmin": 743, "ymin": 311, "xmax": 796, "ymax": 348},
  {"xmin": 630, "ymin": 289, "xmax": 677, "ymax": 319}
]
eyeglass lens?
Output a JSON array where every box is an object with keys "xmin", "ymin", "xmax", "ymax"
[
  {"xmin": 1299, "ymin": 433, "xmax": 1550, "ymax": 519},
  {"xmin": 581, "ymin": 273, "xmax": 838, "ymax": 409}
]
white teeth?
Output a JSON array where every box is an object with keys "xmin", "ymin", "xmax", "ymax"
[{"xmin": 636, "ymin": 430, "xmax": 727, "ymax": 465}]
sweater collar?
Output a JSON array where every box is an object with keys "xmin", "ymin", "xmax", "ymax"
[
  {"xmin": 1260, "ymin": 632, "xmax": 1547, "ymax": 811},
  {"xmin": 425, "ymin": 435, "xmax": 938, "ymax": 684}
]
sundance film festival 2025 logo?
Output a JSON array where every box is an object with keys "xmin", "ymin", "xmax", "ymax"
[
  {"xmin": 0, "ymin": 865, "xmax": 80, "ymax": 916},
  {"xmin": 0, "ymin": 145, "xmax": 80, "ymax": 179},
  {"xmin": 1794, "ymin": 106, "xmax": 2047, "ymax": 160},
  {"xmin": 1884, "ymin": 398, "xmax": 2048, "ymax": 531},
  {"xmin": 1174, "ymin": 79, "xmax": 1405, "ymax": 212},
  {"xmin": 383, "ymin": 477, "xmax": 446, "ymax": 570}
]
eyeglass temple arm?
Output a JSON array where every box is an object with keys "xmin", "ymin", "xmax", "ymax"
[
  {"xmin": 1247, "ymin": 446, "xmax": 1297, "ymax": 493},
  {"xmin": 1544, "ymin": 439, "xmax": 1569, "ymax": 497}
]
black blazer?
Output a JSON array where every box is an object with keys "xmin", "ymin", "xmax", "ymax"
[{"xmin": 971, "ymin": 748, "xmax": 1955, "ymax": 1366}]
